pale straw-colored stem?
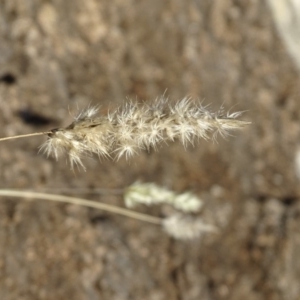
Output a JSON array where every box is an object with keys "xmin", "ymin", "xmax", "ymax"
[
  {"xmin": 31, "ymin": 187, "xmax": 124, "ymax": 195},
  {"xmin": 0, "ymin": 132, "xmax": 50, "ymax": 142},
  {"xmin": 0, "ymin": 190, "xmax": 162, "ymax": 225}
]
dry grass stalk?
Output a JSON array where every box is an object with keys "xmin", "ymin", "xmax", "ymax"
[
  {"xmin": 0, "ymin": 97, "xmax": 249, "ymax": 169},
  {"xmin": 0, "ymin": 189, "xmax": 217, "ymax": 239},
  {"xmin": 0, "ymin": 189, "xmax": 162, "ymax": 225},
  {"xmin": 0, "ymin": 98, "xmax": 248, "ymax": 239}
]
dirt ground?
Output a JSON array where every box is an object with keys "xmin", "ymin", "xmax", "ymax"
[{"xmin": 1, "ymin": 0, "xmax": 300, "ymax": 299}]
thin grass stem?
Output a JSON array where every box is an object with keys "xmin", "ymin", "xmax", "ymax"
[
  {"xmin": 24, "ymin": 187, "xmax": 125, "ymax": 195},
  {"xmin": 0, "ymin": 190, "xmax": 162, "ymax": 225},
  {"xmin": 0, "ymin": 132, "xmax": 50, "ymax": 142}
]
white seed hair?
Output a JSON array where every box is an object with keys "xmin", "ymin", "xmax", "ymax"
[{"xmin": 40, "ymin": 98, "xmax": 250, "ymax": 169}]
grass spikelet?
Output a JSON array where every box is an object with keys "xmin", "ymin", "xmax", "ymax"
[
  {"xmin": 39, "ymin": 98, "xmax": 249, "ymax": 169},
  {"xmin": 124, "ymin": 182, "xmax": 203, "ymax": 213},
  {"xmin": 162, "ymin": 214, "xmax": 217, "ymax": 240}
]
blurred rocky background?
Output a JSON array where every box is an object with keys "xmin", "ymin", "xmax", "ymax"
[{"xmin": 1, "ymin": 0, "xmax": 300, "ymax": 299}]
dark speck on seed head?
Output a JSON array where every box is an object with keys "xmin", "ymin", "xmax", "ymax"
[{"xmin": 48, "ymin": 128, "xmax": 59, "ymax": 137}]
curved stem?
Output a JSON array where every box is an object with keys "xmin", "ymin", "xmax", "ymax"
[{"xmin": 0, "ymin": 189, "xmax": 162, "ymax": 225}]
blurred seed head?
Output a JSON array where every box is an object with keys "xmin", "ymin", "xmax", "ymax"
[{"xmin": 124, "ymin": 182, "xmax": 203, "ymax": 213}]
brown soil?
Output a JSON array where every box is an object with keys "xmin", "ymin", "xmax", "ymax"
[{"xmin": 1, "ymin": 1, "xmax": 300, "ymax": 299}]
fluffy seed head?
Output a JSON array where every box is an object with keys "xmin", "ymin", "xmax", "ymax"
[{"xmin": 40, "ymin": 98, "xmax": 250, "ymax": 169}]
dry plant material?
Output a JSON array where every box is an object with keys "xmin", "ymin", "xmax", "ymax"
[
  {"xmin": 163, "ymin": 214, "xmax": 217, "ymax": 240},
  {"xmin": 0, "ymin": 97, "xmax": 248, "ymax": 239},
  {"xmin": 40, "ymin": 98, "xmax": 249, "ymax": 169},
  {"xmin": 125, "ymin": 182, "xmax": 203, "ymax": 213},
  {"xmin": 0, "ymin": 190, "xmax": 162, "ymax": 225},
  {"xmin": 0, "ymin": 188, "xmax": 216, "ymax": 240},
  {"xmin": 0, "ymin": 97, "xmax": 249, "ymax": 169},
  {"xmin": 125, "ymin": 182, "xmax": 216, "ymax": 239}
]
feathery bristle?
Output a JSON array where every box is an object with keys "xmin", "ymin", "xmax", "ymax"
[{"xmin": 40, "ymin": 98, "xmax": 250, "ymax": 169}]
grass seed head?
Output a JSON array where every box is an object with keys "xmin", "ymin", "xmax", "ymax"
[{"xmin": 41, "ymin": 98, "xmax": 250, "ymax": 169}]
